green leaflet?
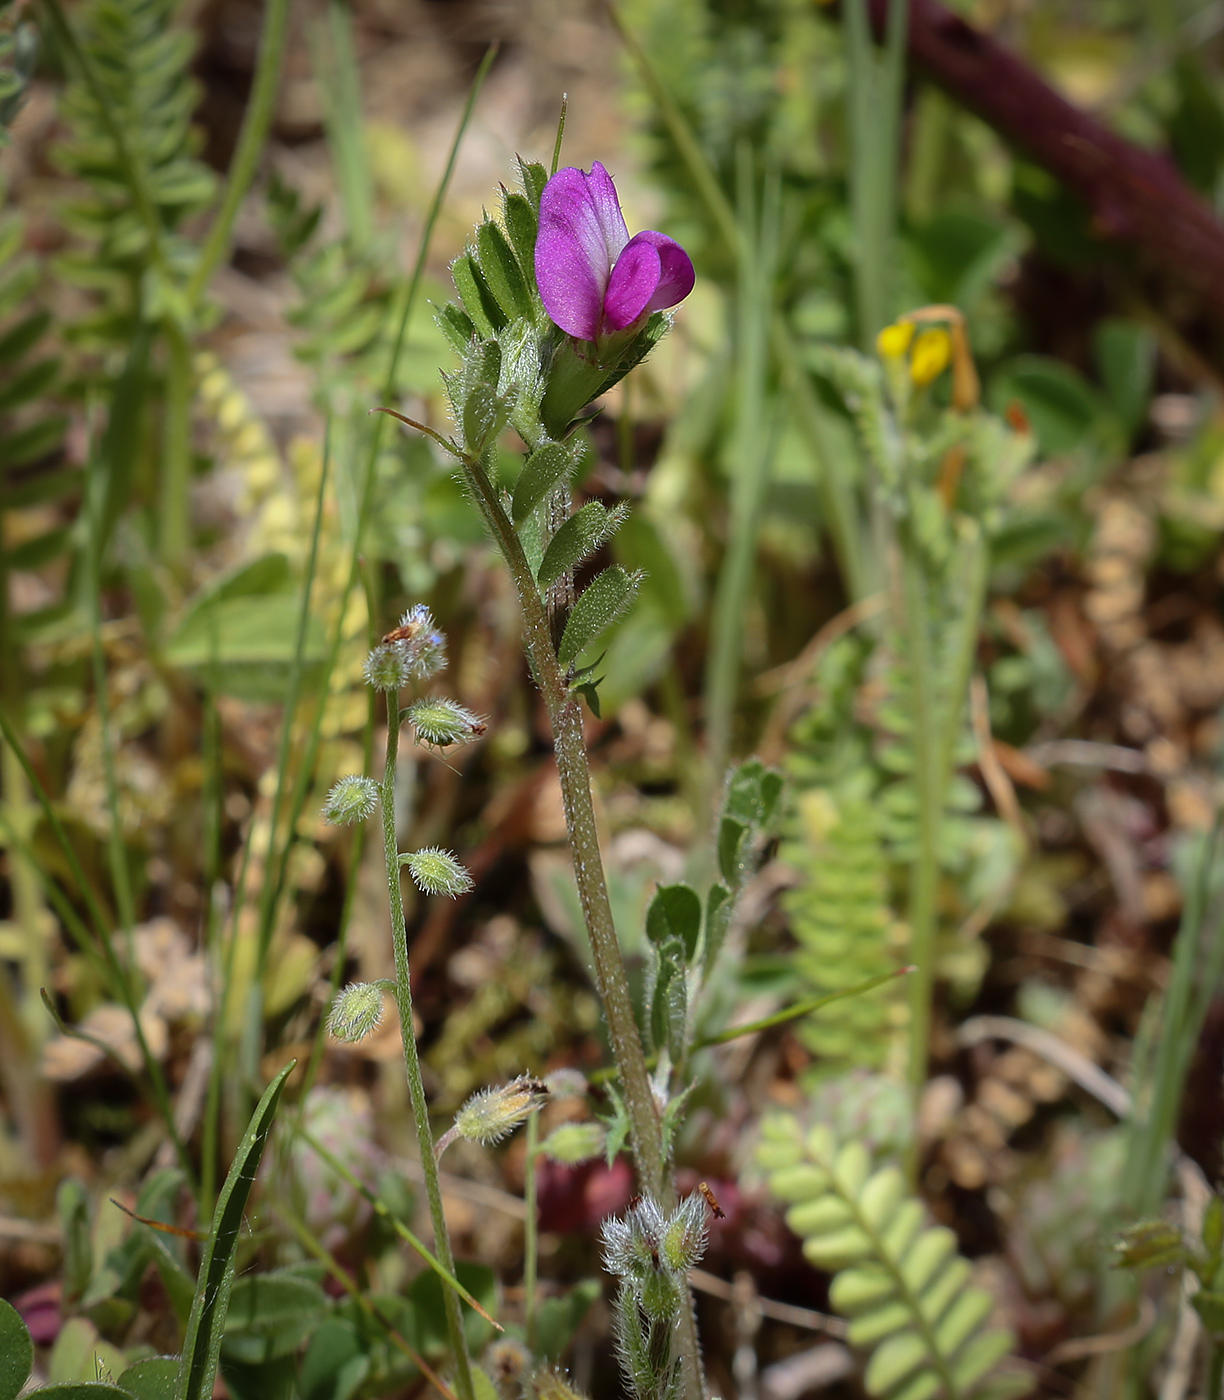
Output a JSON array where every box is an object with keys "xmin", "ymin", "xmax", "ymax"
[
  {"xmin": 537, "ymin": 501, "xmax": 618, "ymax": 587},
  {"xmin": 512, "ymin": 442, "xmax": 579, "ymax": 524},
  {"xmin": 758, "ymin": 1114, "xmax": 1018, "ymax": 1400},
  {"xmin": 476, "ymin": 219, "xmax": 532, "ymax": 321},
  {"xmin": 0, "ymin": 1298, "xmax": 32, "ymax": 1400},
  {"xmin": 558, "ymin": 566, "xmax": 641, "ymax": 665},
  {"xmin": 175, "ymin": 1061, "xmax": 296, "ymax": 1400}
]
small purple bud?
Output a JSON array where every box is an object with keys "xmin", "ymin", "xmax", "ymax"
[{"xmin": 535, "ymin": 162, "xmax": 694, "ymax": 343}]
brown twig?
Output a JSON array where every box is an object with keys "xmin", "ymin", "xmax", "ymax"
[{"xmin": 867, "ymin": 0, "xmax": 1224, "ymax": 330}]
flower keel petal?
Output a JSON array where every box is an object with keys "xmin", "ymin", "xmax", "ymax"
[
  {"xmin": 604, "ymin": 238, "xmax": 663, "ymax": 331},
  {"xmin": 630, "ymin": 231, "xmax": 696, "ymax": 315}
]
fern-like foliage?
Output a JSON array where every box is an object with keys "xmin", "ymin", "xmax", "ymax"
[
  {"xmin": 759, "ymin": 1114, "xmax": 1027, "ymax": 1400},
  {"xmin": 52, "ymin": 0, "xmax": 215, "ymax": 346}
]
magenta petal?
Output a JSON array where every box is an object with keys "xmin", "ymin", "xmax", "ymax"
[
  {"xmin": 630, "ymin": 230, "xmax": 696, "ymax": 314},
  {"xmin": 535, "ymin": 164, "xmax": 631, "ymax": 340},
  {"xmin": 603, "ymin": 239, "xmax": 663, "ymax": 330}
]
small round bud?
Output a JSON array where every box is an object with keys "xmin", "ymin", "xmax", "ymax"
[
  {"xmin": 327, "ymin": 982, "xmax": 386, "ymax": 1043},
  {"xmin": 544, "ymin": 1067, "xmax": 589, "ymax": 1099},
  {"xmin": 364, "ymin": 643, "xmax": 413, "ymax": 692},
  {"xmin": 400, "ymin": 847, "xmax": 474, "ymax": 898},
  {"xmin": 540, "ymin": 1121, "xmax": 606, "ymax": 1165},
  {"xmin": 322, "ymin": 774, "xmax": 380, "ymax": 826},
  {"xmin": 405, "ymin": 697, "xmax": 485, "ymax": 750},
  {"xmin": 452, "ymin": 1075, "xmax": 550, "ymax": 1147}
]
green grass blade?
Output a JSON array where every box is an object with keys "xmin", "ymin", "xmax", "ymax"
[{"xmin": 175, "ymin": 1059, "xmax": 296, "ymax": 1400}]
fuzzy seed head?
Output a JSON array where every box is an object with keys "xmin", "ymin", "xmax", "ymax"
[
  {"xmin": 405, "ymin": 697, "xmax": 484, "ymax": 749},
  {"xmin": 364, "ymin": 643, "xmax": 413, "ymax": 692},
  {"xmin": 453, "ymin": 1075, "xmax": 549, "ymax": 1146},
  {"xmin": 322, "ymin": 774, "xmax": 380, "ymax": 826},
  {"xmin": 401, "ymin": 847, "xmax": 474, "ymax": 898},
  {"xmin": 391, "ymin": 604, "xmax": 448, "ymax": 679},
  {"xmin": 327, "ymin": 982, "xmax": 385, "ymax": 1043}
]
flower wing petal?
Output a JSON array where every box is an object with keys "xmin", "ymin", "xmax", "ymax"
[
  {"xmin": 603, "ymin": 237, "xmax": 663, "ymax": 330},
  {"xmin": 535, "ymin": 164, "xmax": 630, "ymax": 340},
  {"xmin": 631, "ymin": 231, "xmax": 696, "ymax": 315}
]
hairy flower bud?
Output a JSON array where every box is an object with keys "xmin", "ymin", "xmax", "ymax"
[
  {"xmin": 659, "ymin": 1191, "xmax": 707, "ymax": 1274},
  {"xmin": 321, "ymin": 774, "xmax": 380, "ymax": 826},
  {"xmin": 363, "ymin": 643, "xmax": 413, "ymax": 692},
  {"xmin": 405, "ymin": 697, "xmax": 485, "ymax": 750},
  {"xmin": 327, "ymin": 982, "xmax": 386, "ymax": 1043},
  {"xmin": 387, "ymin": 604, "xmax": 447, "ymax": 679},
  {"xmin": 440, "ymin": 1075, "xmax": 550, "ymax": 1156},
  {"xmin": 540, "ymin": 1121, "xmax": 606, "ymax": 1165},
  {"xmin": 400, "ymin": 847, "xmax": 474, "ymax": 898}
]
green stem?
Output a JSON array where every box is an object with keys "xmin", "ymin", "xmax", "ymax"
[
  {"xmin": 381, "ymin": 706, "xmax": 474, "ymax": 1400},
  {"xmin": 900, "ymin": 523, "xmax": 987, "ymax": 1120},
  {"xmin": 524, "ymin": 1110, "xmax": 540, "ymax": 1351},
  {"xmin": 459, "ymin": 455, "xmax": 704, "ymax": 1399},
  {"xmin": 187, "ymin": 0, "xmax": 291, "ymax": 308},
  {"xmin": 158, "ymin": 320, "xmax": 193, "ymax": 572},
  {"xmin": 899, "ymin": 543, "xmax": 940, "ymax": 1112}
]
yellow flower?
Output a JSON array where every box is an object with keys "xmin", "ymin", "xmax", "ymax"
[
  {"xmin": 910, "ymin": 327, "xmax": 952, "ymax": 386},
  {"xmin": 876, "ymin": 321, "xmax": 915, "ymax": 359}
]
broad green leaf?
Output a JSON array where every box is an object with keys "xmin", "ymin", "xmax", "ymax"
[
  {"xmin": 477, "ymin": 219, "xmax": 531, "ymax": 320},
  {"xmin": 989, "ymin": 355, "xmax": 1109, "ymax": 456},
  {"xmin": 221, "ymin": 1273, "xmax": 330, "ymax": 1363},
  {"xmin": 558, "ymin": 566, "xmax": 640, "ymax": 664},
  {"xmin": 408, "ymin": 1261, "xmax": 496, "ymax": 1357},
  {"xmin": 299, "ymin": 1318, "xmax": 370, "ymax": 1400},
  {"xmin": 117, "ymin": 1357, "xmax": 178, "ymax": 1400},
  {"xmin": 0, "ymin": 1298, "xmax": 32, "ymax": 1400},
  {"xmin": 22, "ymin": 1388, "xmax": 135, "ymax": 1398},
  {"xmin": 646, "ymin": 883, "xmax": 701, "ymax": 963},
  {"xmin": 535, "ymin": 1280, "xmax": 600, "ymax": 1361},
  {"xmin": 512, "ymin": 442, "xmax": 575, "ymax": 524},
  {"xmin": 164, "ymin": 595, "xmax": 327, "ymax": 701},
  {"xmin": 1093, "ymin": 318, "xmax": 1154, "ymax": 438},
  {"xmin": 58, "ymin": 1179, "xmax": 92, "ymax": 1305},
  {"xmin": 175, "ymin": 1061, "xmax": 296, "ymax": 1400}
]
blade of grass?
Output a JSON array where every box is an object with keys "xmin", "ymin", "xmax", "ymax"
[
  {"xmin": 297, "ymin": 1127, "xmax": 500, "ymax": 1328},
  {"xmin": 310, "ymin": 0, "xmax": 374, "ymax": 249},
  {"xmin": 695, "ymin": 965, "xmax": 915, "ymax": 1048},
  {"xmin": 272, "ymin": 1201, "xmax": 460, "ymax": 1400},
  {"xmin": 175, "ymin": 1059, "xmax": 295, "ymax": 1400},
  {"xmin": 186, "ymin": 0, "xmax": 291, "ymax": 308}
]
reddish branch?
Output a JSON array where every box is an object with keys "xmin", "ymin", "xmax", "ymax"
[{"xmin": 868, "ymin": 0, "xmax": 1224, "ymax": 329}]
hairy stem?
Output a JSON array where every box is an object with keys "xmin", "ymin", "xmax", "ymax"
[
  {"xmin": 460, "ymin": 456, "xmax": 706, "ymax": 1397},
  {"xmin": 382, "ymin": 708, "xmax": 474, "ymax": 1400}
]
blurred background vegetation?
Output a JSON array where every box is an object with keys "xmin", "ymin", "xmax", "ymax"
[{"xmin": 2, "ymin": 0, "xmax": 1224, "ymax": 1395}]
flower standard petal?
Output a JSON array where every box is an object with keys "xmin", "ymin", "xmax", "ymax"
[
  {"xmin": 603, "ymin": 237, "xmax": 663, "ymax": 331},
  {"xmin": 536, "ymin": 165, "xmax": 627, "ymax": 340}
]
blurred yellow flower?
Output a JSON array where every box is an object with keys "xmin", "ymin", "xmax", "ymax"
[
  {"xmin": 876, "ymin": 322, "xmax": 915, "ymax": 359},
  {"xmin": 910, "ymin": 328, "xmax": 952, "ymax": 386}
]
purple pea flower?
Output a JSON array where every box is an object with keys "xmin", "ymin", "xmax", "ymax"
[{"xmin": 534, "ymin": 162, "xmax": 695, "ymax": 343}]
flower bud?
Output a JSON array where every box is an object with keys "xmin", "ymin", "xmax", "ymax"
[
  {"xmin": 405, "ymin": 697, "xmax": 485, "ymax": 750},
  {"xmin": 400, "ymin": 847, "xmax": 474, "ymax": 898},
  {"xmin": 364, "ymin": 643, "xmax": 413, "ymax": 692},
  {"xmin": 389, "ymin": 604, "xmax": 448, "ymax": 679},
  {"xmin": 876, "ymin": 321, "xmax": 914, "ymax": 359},
  {"xmin": 321, "ymin": 774, "xmax": 380, "ymax": 826},
  {"xmin": 452, "ymin": 1075, "xmax": 550, "ymax": 1146},
  {"xmin": 327, "ymin": 982, "xmax": 386, "ymax": 1043},
  {"xmin": 540, "ymin": 1121, "xmax": 606, "ymax": 1165},
  {"xmin": 659, "ymin": 1191, "xmax": 707, "ymax": 1274},
  {"xmin": 910, "ymin": 327, "xmax": 952, "ymax": 386}
]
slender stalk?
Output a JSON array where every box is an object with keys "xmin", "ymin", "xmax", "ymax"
[
  {"xmin": 524, "ymin": 1110, "xmax": 540, "ymax": 1351},
  {"xmin": 900, "ymin": 523, "xmax": 987, "ymax": 1119},
  {"xmin": 381, "ymin": 708, "xmax": 474, "ymax": 1400},
  {"xmin": 459, "ymin": 455, "xmax": 705, "ymax": 1398},
  {"xmin": 158, "ymin": 320, "xmax": 193, "ymax": 572},
  {"xmin": 187, "ymin": 0, "xmax": 290, "ymax": 308}
]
